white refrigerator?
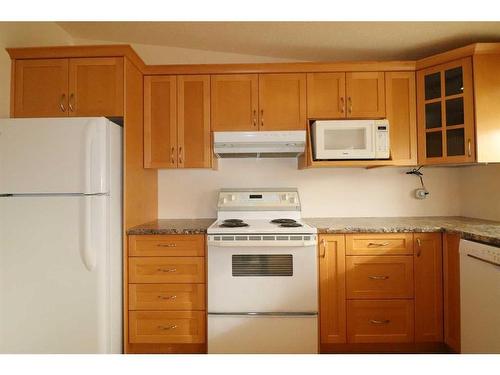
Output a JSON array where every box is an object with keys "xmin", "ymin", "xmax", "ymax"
[{"xmin": 0, "ymin": 117, "xmax": 122, "ymax": 353}]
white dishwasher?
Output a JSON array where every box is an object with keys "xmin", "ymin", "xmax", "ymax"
[{"xmin": 459, "ymin": 239, "xmax": 500, "ymax": 353}]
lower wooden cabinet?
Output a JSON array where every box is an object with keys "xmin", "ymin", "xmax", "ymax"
[{"xmin": 443, "ymin": 232, "xmax": 461, "ymax": 353}]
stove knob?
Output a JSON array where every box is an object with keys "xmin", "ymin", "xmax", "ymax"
[
  {"xmin": 289, "ymin": 197, "xmax": 296, "ymax": 204},
  {"xmin": 229, "ymin": 194, "xmax": 236, "ymax": 201}
]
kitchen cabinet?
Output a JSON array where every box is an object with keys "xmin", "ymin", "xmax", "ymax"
[
  {"xmin": 211, "ymin": 74, "xmax": 258, "ymax": 131},
  {"xmin": 417, "ymin": 58, "xmax": 475, "ymax": 164},
  {"xmin": 13, "ymin": 57, "xmax": 124, "ymax": 118},
  {"xmin": 443, "ymin": 232, "xmax": 461, "ymax": 353},
  {"xmin": 144, "ymin": 75, "xmax": 211, "ymax": 169},
  {"xmin": 306, "ymin": 73, "xmax": 346, "ymax": 119},
  {"xmin": 258, "ymin": 73, "xmax": 307, "ymax": 130},
  {"xmin": 414, "ymin": 233, "xmax": 443, "ymax": 342},
  {"xmin": 346, "ymin": 72, "xmax": 386, "ymax": 118},
  {"xmin": 319, "ymin": 235, "xmax": 347, "ymax": 344}
]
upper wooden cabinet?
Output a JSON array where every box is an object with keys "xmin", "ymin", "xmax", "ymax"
[
  {"xmin": 306, "ymin": 72, "xmax": 385, "ymax": 119},
  {"xmin": 211, "ymin": 74, "xmax": 258, "ymax": 131},
  {"xmin": 144, "ymin": 75, "xmax": 211, "ymax": 169},
  {"xmin": 417, "ymin": 58, "xmax": 475, "ymax": 165},
  {"xmin": 12, "ymin": 57, "xmax": 124, "ymax": 118}
]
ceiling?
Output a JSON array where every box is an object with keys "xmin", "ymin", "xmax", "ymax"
[{"xmin": 57, "ymin": 22, "xmax": 500, "ymax": 61}]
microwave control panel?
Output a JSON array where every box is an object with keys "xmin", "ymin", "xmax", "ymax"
[{"xmin": 374, "ymin": 120, "xmax": 390, "ymax": 159}]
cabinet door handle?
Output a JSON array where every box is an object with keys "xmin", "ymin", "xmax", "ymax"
[
  {"xmin": 320, "ymin": 239, "xmax": 327, "ymax": 258},
  {"xmin": 369, "ymin": 319, "xmax": 390, "ymax": 325},
  {"xmin": 178, "ymin": 147, "xmax": 183, "ymax": 165},
  {"xmin": 367, "ymin": 242, "xmax": 389, "ymax": 247},
  {"xmin": 416, "ymin": 238, "xmax": 422, "ymax": 257},
  {"xmin": 59, "ymin": 94, "xmax": 66, "ymax": 112},
  {"xmin": 69, "ymin": 93, "xmax": 75, "ymax": 112},
  {"xmin": 157, "ymin": 295, "xmax": 177, "ymax": 300},
  {"xmin": 260, "ymin": 109, "xmax": 264, "ymax": 128},
  {"xmin": 157, "ymin": 243, "xmax": 177, "ymax": 248},
  {"xmin": 467, "ymin": 139, "xmax": 472, "ymax": 157},
  {"xmin": 157, "ymin": 268, "xmax": 177, "ymax": 273},
  {"xmin": 253, "ymin": 109, "xmax": 257, "ymax": 127},
  {"xmin": 368, "ymin": 275, "xmax": 389, "ymax": 280},
  {"xmin": 158, "ymin": 324, "xmax": 177, "ymax": 330},
  {"xmin": 171, "ymin": 147, "xmax": 175, "ymax": 165},
  {"xmin": 348, "ymin": 97, "xmax": 352, "ymax": 114},
  {"xmin": 340, "ymin": 97, "xmax": 345, "ymax": 113}
]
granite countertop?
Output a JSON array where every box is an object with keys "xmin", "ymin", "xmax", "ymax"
[{"xmin": 127, "ymin": 216, "xmax": 500, "ymax": 247}]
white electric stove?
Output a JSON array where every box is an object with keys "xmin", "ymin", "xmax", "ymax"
[{"xmin": 207, "ymin": 188, "xmax": 318, "ymax": 354}]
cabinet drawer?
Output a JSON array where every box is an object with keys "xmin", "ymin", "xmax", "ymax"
[
  {"xmin": 129, "ymin": 311, "xmax": 205, "ymax": 344},
  {"xmin": 129, "ymin": 257, "xmax": 205, "ymax": 283},
  {"xmin": 347, "ymin": 300, "xmax": 414, "ymax": 343},
  {"xmin": 346, "ymin": 256, "xmax": 414, "ymax": 299},
  {"xmin": 129, "ymin": 235, "xmax": 205, "ymax": 257},
  {"xmin": 129, "ymin": 284, "xmax": 205, "ymax": 311},
  {"xmin": 346, "ymin": 234, "xmax": 413, "ymax": 255}
]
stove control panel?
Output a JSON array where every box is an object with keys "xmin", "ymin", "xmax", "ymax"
[{"xmin": 217, "ymin": 189, "xmax": 301, "ymax": 211}]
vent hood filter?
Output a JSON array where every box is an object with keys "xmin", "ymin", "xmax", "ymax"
[{"xmin": 213, "ymin": 131, "xmax": 306, "ymax": 158}]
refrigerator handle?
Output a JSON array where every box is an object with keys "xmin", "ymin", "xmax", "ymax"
[
  {"xmin": 84, "ymin": 121, "xmax": 98, "ymax": 193},
  {"xmin": 80, "ymin": 198, "xmax": 97, "ymax": 271}
]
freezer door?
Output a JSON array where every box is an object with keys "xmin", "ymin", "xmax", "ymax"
[
  {"xmin": 0, "ymin": 195, "xmax": 121, "ymax": 353},
  {"xmin": 0, "ymin": 118, "xmax": 109, "ymax": 194}
]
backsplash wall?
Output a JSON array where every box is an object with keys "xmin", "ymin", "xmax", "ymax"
[{"xmin": 158, "ymin": 159, "xmax": 462, "ymax": 218}]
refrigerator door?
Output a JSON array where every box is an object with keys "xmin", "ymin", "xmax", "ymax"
[
  {"xmin": 0, "ymin": 195, "xmax": 120, "ymax": 353},
  {"xmin": 0, "ymin": 117, "xmax": 109, "ymax": 194}
]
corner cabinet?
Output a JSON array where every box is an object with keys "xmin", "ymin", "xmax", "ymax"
[
  {"xmin": 144, "ymin": 75, "xmax": 212, "ymax": 169},
  {"xmin": 417, "ymin": 58, "xmax": 475, "ymax": 164},
  {"xmin": 13, "ymin": 57, "xmax": 124, "ymax": 117}
]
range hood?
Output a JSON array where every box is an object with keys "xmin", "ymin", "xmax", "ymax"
[{"xmin": 213, "ymin": 131, "xmax": 306, "ymax": 158}]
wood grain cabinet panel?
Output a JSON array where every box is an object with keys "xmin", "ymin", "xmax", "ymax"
[
  {"xmin": 129, "ymin": 284, "xmax": 205, "ymax": 311},
  {"xmin": 347, "ymin": 300, "xmax": 414, "ymax": 343},
  {"xmin": 211, "ymin": 74, "xmax": 258, "ymax": 131},
  {"xmin": 129, "ymin": 234, "xmax": 205, "ymax": 257},
  {"xmin": 346, "ymin": 256, "xmax": 414, "ymax": 299},
  {"xmin": 346, "ymin": 72, "xmax": 386, "ymax": 118},
  {"xmin": 307, "ymin": 72, "xmax": 346, "ymax": 119},
  {"xmin": 129, "ymin": 257, "xmax": 205, "ymax": 284},
  {"xmin": 443, "ymin": 232, "xmax": 461, "ymax": 352},
  {"xmin": 414, "ymin": 233, "xmax": 443, "ymax": 342},
  {"xmin": 13, "ymin": 58, "xmax": 69, "ymax": 117},
  {"xmin": 346, "ymin": 233, "xmax": 414, "ymax": 255},
  {"xmin": 385, "ymin": 72, "xmax": 417, "ymax": 165},
  {"xmin": 68, "ymin": 57, "xmax": 124, "ymax": 117},
  {"xmin": 129, "ymin": 311, "xmax": 205, "ymax": 344},
  {"xmin": 258, "ymin": 73, "xmax": 306, "ymax": 130},
  {"xmin": 319, "ymin": 235, "xmax": 347, "ymax": 344},
  {"xmin": 144, "ymin": 76, "xmax": 177, "ymax": 168}
]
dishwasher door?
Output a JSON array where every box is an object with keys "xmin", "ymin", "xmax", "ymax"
[{"xmin": 459, "ymin": 239, "xmax": 500, "ymax": 353}]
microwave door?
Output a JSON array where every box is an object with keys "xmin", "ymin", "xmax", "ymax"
[{"xmin": 316, "ymin": 123, "xmax": 375, "ymax": 159}]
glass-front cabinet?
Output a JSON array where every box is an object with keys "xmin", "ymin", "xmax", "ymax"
[{"xmin": 417, "ymin": 58, "xmax": 475, "ymax": 164}]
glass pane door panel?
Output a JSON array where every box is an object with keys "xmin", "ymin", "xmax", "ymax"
[
  {"xmin": 425, "ymin": 72, "xmax": 441, "ymax": 100},
  {"xmin": 445, "ymin": 67, "xmax": 464, "ymax": 96},
  {"xmin": 446, "ymin": 128, "xmax": 465, "ymax": 156},
  {"xmin": 324, "ymin": 128, "xmax": 366, "ymax": 150},
  {"xmin": 445, "ymin": 97, "xmax": 464, "ymax": 126},
  {"xmin": 426, "ymin": 132, "xmax": 443, "ymax": 158},
  {"xmin": 425, "ymin": 102, "xmax": 442, "ymax": 129}
]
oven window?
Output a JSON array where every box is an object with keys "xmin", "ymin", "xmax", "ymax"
[
  {"xmin": 232, "ymin": 254, "xmax": 293, "ymax": 276},
  {"xmin": 324, "ymin": 128, "xmax": 366, "ymax": 150}
]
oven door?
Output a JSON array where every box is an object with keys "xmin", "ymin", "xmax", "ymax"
[{"xmin": 313, "ymin": 120, "xmax": 375, "ymax": 159}]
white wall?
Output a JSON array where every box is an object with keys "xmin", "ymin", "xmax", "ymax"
[{"xmin": 0, "ymin": 22, "xmax": 73, "ymax": 117}]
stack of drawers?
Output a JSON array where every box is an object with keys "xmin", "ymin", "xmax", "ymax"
[
  {"xmin": 345, "ymin": 233, "xmax": 415, "ymax": 343},
  {"xmin": 127, "ymin": 234, "xmax": 206, "ymax": 352}
]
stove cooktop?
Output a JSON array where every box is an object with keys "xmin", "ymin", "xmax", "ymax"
[{"xmin": 208, "ymin": 218, "xmax": 317, "ymax": 234}]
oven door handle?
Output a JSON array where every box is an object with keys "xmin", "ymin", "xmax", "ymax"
[
  {"xmin": 208, "ymin": 240, "xmax": 317, "ymax": 247},
  {"xmin": 208, "ymin": 312, "xmax": 318, "ymax": 316}
]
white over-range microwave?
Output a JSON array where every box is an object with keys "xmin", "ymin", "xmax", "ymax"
[{"xmin": 311, "ymin": 119, "xmax": 390, "ymax": 160}]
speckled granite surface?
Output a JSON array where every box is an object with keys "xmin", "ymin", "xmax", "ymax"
[
  {"xmin": 127, "ymin": 219, "xmax": 215, "ymax": 235},
  {"xmin": 127, "ymin": 216, "xmax": 500, "ymax": 247}
]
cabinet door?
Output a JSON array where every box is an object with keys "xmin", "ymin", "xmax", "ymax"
[
  {"xmin": 68, "ymin": 57, "xmax": 124, "ymax": 117},
  {"xmin": 443, "ymin": 232, "xmax": 461, "ymax": 353},
  {"xmin": 414, "ymin": 233, "xmax": 443, "ymax": 342},
  {"xmin": 211, "ymin": 74, "xmax": 258, "ymax": 131},
  {"xmin": 417, "ymin": 58, "xmax": 475, "ymax": 165},
  {"xmin": 258, "ymin": 73, "xmax": 306, "ymax": 130},
  {"xmin": 346, "ymin": 72, "xmax": 385, "ymax": 118},
  {"xmin": 177, "ymin": 75, "xmax": 211, "ymax": 168},
  {"xmin": 307, "ymin": 73, "xmax": 346, "ymax": 119},
  {"xmin": 385, "ymin": 72, "xmax": 417, "ymax": 165},
  {"xmin": 13, "ymin": 58, "xmax": 69, "ymax": 117},
  {"xmin": 319, "ymin": 235, "xmax": 347, "ymax": 344},
  {"xmin": 144, "ymin": 76, "xmax": 177, "ymax": 168}
]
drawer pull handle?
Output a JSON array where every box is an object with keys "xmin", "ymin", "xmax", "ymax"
[
  {"xmin": 158, "ymin": 295, "xmax": 177, "ymax": 300},
  {"xmin": 368, "ymin": 275, "xmax": 389, "ymax": 280},
  {"xmin": 158, "ymin": 324, "xmax": 177, "ymax": 330},
  {"xmin": 369, "ymin": 319, "xmax": 390, "ymax": 325},
  {"xmin": 157, "ymin": 243, "xmax": 177, "ymax": 248},
  {"xmin": 157, "ymin": 268, "xmax": 177, "ymax": 273},
  {"xmin": 367, "ymin": 242, "xmax": 390, "ymax": 247}
]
